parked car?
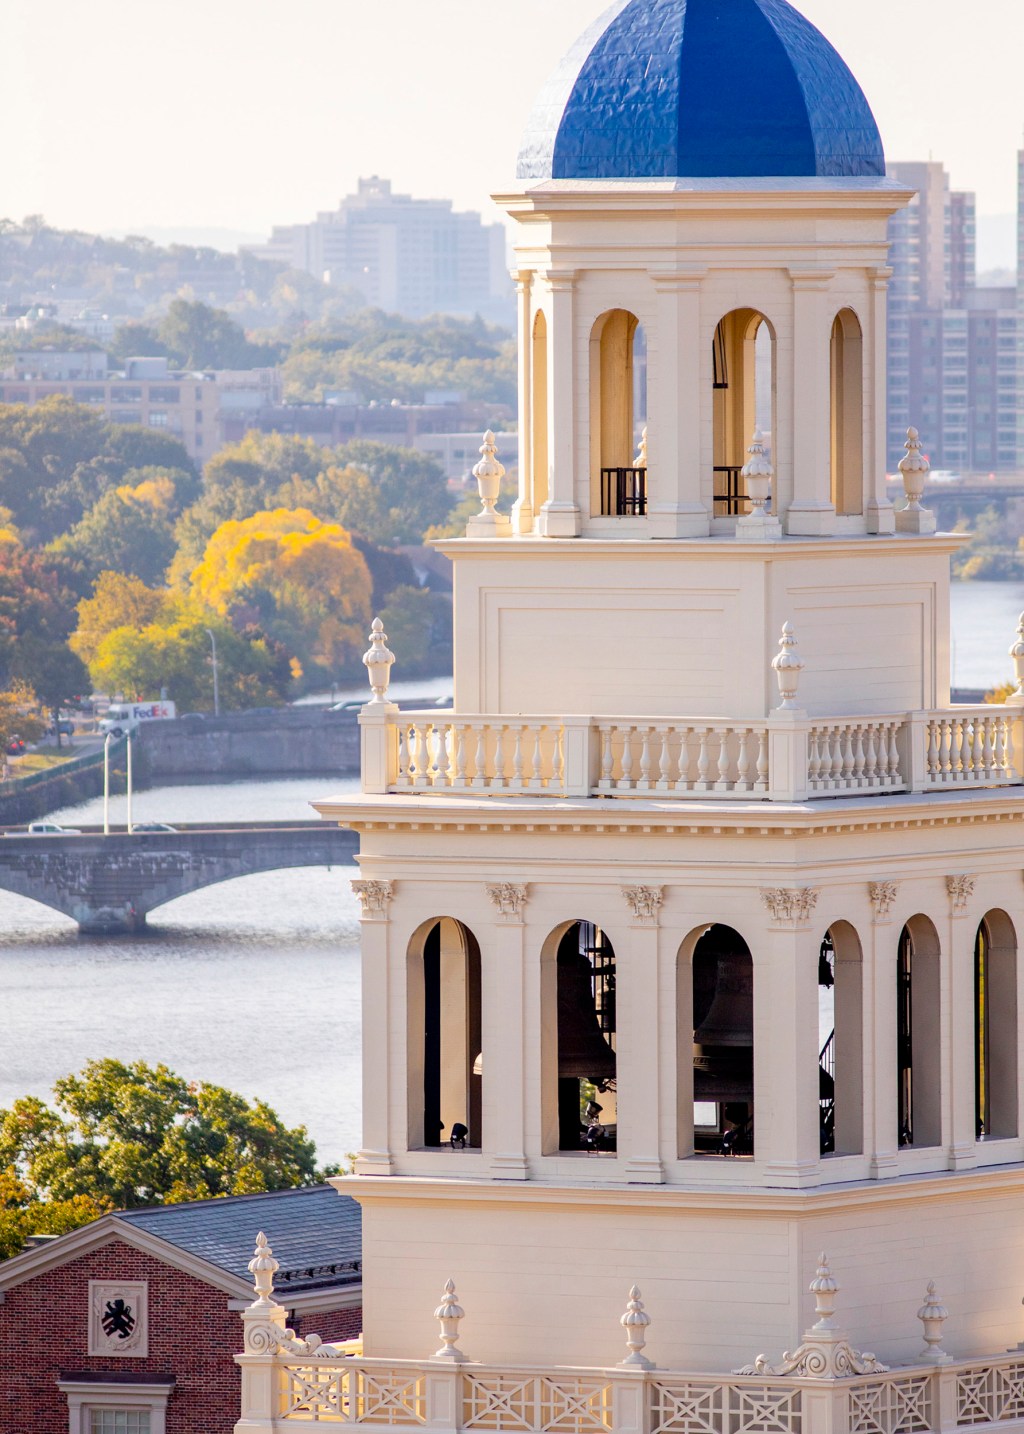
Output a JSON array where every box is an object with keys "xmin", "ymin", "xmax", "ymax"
[
  {"xmin": 131, "ymin": 822, "xmax": 178, "ymax": 833},
  {"xmin": 25, "ymin": 821, "xmax": 81, "ymax": 836},
  {"xmin": 329, "ymin": 700, "xmax": 364, "ymax": 712},
  {"xmin": 6, "ymin": 737, "xmax": 25, "ymax": 756}
]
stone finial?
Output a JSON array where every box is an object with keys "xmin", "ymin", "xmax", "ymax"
[
  {"xmin": 362, "ymin": 617, "xmax": 395, "ymax": 705},
  {"xmin": 620, "ymin": 1285, "xmax": 653, "ymax": 1368},
  {"xmin": 466, "ymin": 432, "xmax": 512, "ymax": 538},
  {"xmin": 737, "ymin": 430, "xmax": 781, "ymax": 539},
  {"xmin": 634, "ymin": 426, "xmax": 648, "ymax": 470},
  {"xmin": 248, "ymin": 1231, "xmax": 279, "ymax": 1305},
  {"xmin": 771, "ymin": 622, "xmax": 804, "ymax": 711},
  {"xmin": 917, "ymin": 1281, "xmax": 952, "ymax": 1364},
  {"xmin": 896, "ymin": 427, "xmax": 937, "ymax": 534},
  {"xmin": 432, "ymin": 1278, "xmax": 466, "ymax": 1362},
  {"xmin": 1008, "ymin": 614, "xmax": 1024, "ymax": 706},
  {"xmin": 810, "ymin": 1253, "xmax": 839, "ymax": 1330}
]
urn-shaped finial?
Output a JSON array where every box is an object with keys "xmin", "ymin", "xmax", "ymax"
[
  {"xmin": 917, "ymin": 1281, "xmax": 951, "ymax": 1364},
  {"xmin": 809, "ymin": 1253, "xmax": 840, "ymax": 1330},
  {"xmin": 634, "ymin": 426, "xmax": 648, "ymax": 471},
  {"xmin": 620, "ymin": 1284, "xmax": 653, "ymax": 1368},
  {"xmin": 771, "ymin": 622, "xmax": 804, "ymax": 711},
  {"xmin": 899, "ymin": 427, "xmax": 929, "ymax": 511},
  {"xmin": 432, "ymin": 1278, "xmax": 466, "ymax": 1362},
  {"xmin": 466, "ymin": 432, "xmax": 513, "ymax": 537},
  {"xmin": 1008, "ymin": 613, "xmax": 1024, "ymax": 705},
  {"xmin": 741, "ymin": 428, "xmax": 773, "ymax": 516},
  {"xmin": 248, "ymin": 1231, "xmax": 279, "ymax": 1305},
  {"xmin": 362, "ymin": 617, "xmax": 395, "ymax": 704}
]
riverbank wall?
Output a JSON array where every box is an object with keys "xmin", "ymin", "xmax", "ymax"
[
  {"xmin": 134, "ymin": 707, "xmax": 363, "ymax": 780},
  {"xmin": 0, "ymin": 744, "xmax": 128, "ymax": 825}
]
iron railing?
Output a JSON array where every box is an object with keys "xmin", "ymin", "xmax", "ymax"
[{"xmin": 600, "ymin": 467, "xmax": 647, "ymax": 516}]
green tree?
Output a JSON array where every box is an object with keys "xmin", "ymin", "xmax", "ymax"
[
  {"xmin": 0, "ymin": 545, "xmax": 81, "ymax": 689},
  {"xmin": 284, "ymin": 442, "xmax": 453, "ymax": 545},
  {"xmin": 71, "ymin": 571, "xmax": 171, "ymax": 666},
  {"xmin": 51, "ymin": 474, "xmax": 178, "ymax": 585},
  {"xmin": 13, "ymin": 642, "xmax": 89, "ymax": 745},
  {"xmin": 0, "ymin": 396, "xmax": 109, "ymax": 542},
  {"xmin": 0, "ymin": 1059, "xmax": 325, "ymax": 1256},
  {"xmin": 157, "ymin": 299, "xmax": 282, "ymax": 369},
  {"xmin": 377, "ymin": 585, "xmax": 453, "ymax": 678}
]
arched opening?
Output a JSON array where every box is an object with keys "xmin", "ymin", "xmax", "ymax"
[
  {"xmin": 407, "ymin": 918, "xmax": 482, "ymax": 1151},
  {"xmin": 975, "ymin": 910, "xmax": 1018, "ymax": 1141},
  {"xmin": 591, "ymin": 309, "xmax": 647, "ymax": 517},
  {"xmin": 830, "ymin": 308, "xmax": 864, "ymax": 515},
  {"xmin": 689, "ymin": 924, "xmax": 754, "ymax": 1157},
  {"xmin": 543, "ymin": 920, "xmax": 618, "ymax": 1153},
  {"xmin": 531, "ymin": 310, "xmax": 549, "ymax": 520},
  {"xmin": 897, "ymin": 916, "xmax": 941, "ymax": 1149},
  {"xmin": 817, "ymin": 923, "xmax": 863, "ymax": 1157},
  {"xmin": 712, "ymin": 309, "xmax": 775, "ymax": 518}
]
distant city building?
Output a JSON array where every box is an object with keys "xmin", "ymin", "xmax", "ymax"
[
  {"xmin": 887, "ymin": 158, "xmax": 1020, "ymax": 474},
  {"xmin": 0, "ymin": 351, "xmax": 281, "ymax": 468},
  {"xmin": 247, "ymin": 177, "xmax": 513, "ymax": 325},
  {"xmin": 412, "ymin": 429, "xmax": 519, "ymax": 485}
]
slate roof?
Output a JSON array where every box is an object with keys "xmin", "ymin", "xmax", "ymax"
[
  {"xmin": 517, "ymin": 0, "xmax": 885, "ymax": 182},
  {"xmin": 117, "ymin": 1185, "xmax": 361, "ymax": 1294}
]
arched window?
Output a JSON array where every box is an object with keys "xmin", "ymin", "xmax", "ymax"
[
  {"xmin": 817, "ymin": 923, "xmax": 863, "ymax": 1157},
  {"xmin": 531, "ymin": 310, "xmax": 549, "ymax": 520},
  {"xmin": 543, "ymin": 920, "xmax": 617, "ymax": 1153},
  {"xmin": 975, "ymin": 910, "xmax": 1018, "ymax": 1141},
  {"xmin": 831, "ymin": 309, "xmax": 864, "ymax": 515},
  {"xmin": 897, "ymin": 917, "xmax": 941, "ymax": 1148},
  {"xmin": 689, "ymin": 924, "xmax": 754, "ymax": 1157},
  {"xmin": 591, "ymin": 310, "xmax": 647, "ymax": 517},
  {"xmin": 712, "ymin": 309, "xmax": 775, "ymax": 518},
  {"xmin": 407, "ymin": 918, "xmax": 482, "ymax": 1150}
]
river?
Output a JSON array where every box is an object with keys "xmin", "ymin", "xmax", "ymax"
[{"xmin": 0, "ymin": 581, "xmax": 1018, "ymax": 1170}]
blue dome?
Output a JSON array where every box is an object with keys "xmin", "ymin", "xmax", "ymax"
[{"xmin": 517, "ymin": 0, "xmax": 885, "ymax": 181}]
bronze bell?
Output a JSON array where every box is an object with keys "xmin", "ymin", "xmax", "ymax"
[
  {"xmin": 692, "ymin": 929, "xmax": 754, "ymax": 1102},
  {"xmin": 557, "ymin": 944, "xmax": 617, "ymax": 1084}
]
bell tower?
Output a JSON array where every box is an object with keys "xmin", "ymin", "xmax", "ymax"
[{"xmin": 316, "ymin": 0, "xmax": 1024, "ymax": 1383}]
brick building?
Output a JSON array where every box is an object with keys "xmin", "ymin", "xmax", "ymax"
[{"xmin": 0, "ymin": 1185, "xmax": 361, "ymax": 1434}]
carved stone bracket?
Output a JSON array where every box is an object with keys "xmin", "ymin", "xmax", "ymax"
[
  {"xmin": 760, "ymin": 888, "xmax": 819, "ymax": 926},
  {"xmin": 622, "ymin": 886, "xmax": 664, "ymax": 926},
  {"xmin": 946, "ymin": 874, "xmax": 976, "ymax": 915},
  {"xmin": 868, "ymin": 880, "xmax": 899, "ymax": 923},
  {"xmin": 734, "ymin": 1254, "xmax": 888, "ymax": 1380},
  {"xmin": 352, "ymin": 879, "xmax": 394, "ymax": 920},
  {"xmin": 487, "ymin": 883, "xmax": 527, "ymax": 922}
]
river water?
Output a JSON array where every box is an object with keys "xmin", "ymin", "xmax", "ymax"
[{"xmin": 0, "ymin": 582, "xmax": 1017, "ymax": 1170}]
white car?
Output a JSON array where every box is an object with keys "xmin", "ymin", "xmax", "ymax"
[{"xmin": 25, "ymin": 821, "xmax": 81, "ymax": 836}]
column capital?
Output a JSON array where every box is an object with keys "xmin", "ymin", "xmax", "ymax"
[
  {"xmin": 649, "ymin": 265, "xmax": 707, "ymax": 292},
  {"xmin": 540, "ymin": 268, "xmax": 577, "ymax": 293},
  {"xmin": 869, "ymin": 265, "xmax": 894, "ymax": 289},
  {"xmin": 486, "ymin": 882, "xmax": 528, "ymax": 923},
  {"xmin": 512, "ymin": 268, "xmax": 534, "ymax": 293},
  {"xmin": 788, "ymin": 267, "xmax": 836, "ymax": 290},
  {"xmin": 352, "ymin": 878, "xmax": 394, "ymax": 921},
  {"xmin": 868, "ymin": 880, "xmax": 899, "ymax": 924},
  {"xmin": 946, "ymin": 874, "xmax": 976, "ymax": 916},
  {"xmin": 621, "ymin": 885, "xmax": 664, "ymax": 927},
  {"xmin": 760, "ymin": 887, "xmax": 820, "ymax": 928}
]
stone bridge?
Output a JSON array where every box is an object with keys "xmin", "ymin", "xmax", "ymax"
[{"xmin": 0, "ymin": 824, "xmax": 358, "ymax": 933}]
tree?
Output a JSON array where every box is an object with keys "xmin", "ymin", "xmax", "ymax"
[
  {"xmin": 0, "ymin": 683, "xmax": 46, "ymax": 755},
  {"xmin": 157, "ymin": 300, "xmax": 282, "ymax": 370},
  {"xmin": 0, "ymin": 1059, "xmax": 325, "ymax": 1257},
  {"xmin": 71, "ymin": 572, "xmax": 170, "ymax": 666},
  {"xmin": 0, "ymin": 396, "xmax": 109, "ymax": 542},
  {"xmin": 190, "ymin": 508, "xmax": 372, "ymax": 680},
  {"xmin": 202, "ymin": 431, "xmax": 326, "ymax": 498},
  {"xmin": 0, "ymin": 545, "xmax": 81, "ymax": 689},
  {"xmin": 283, "ymin": 442, "xmax": 453, "ymax": 545},
  {"xmin": 51, "ymin": 474, "xmax": 178, "ymax": 585},
  {"xmin": 13, "ymin": 642, "xmax": 89, "ymax": 745},
  {"xmin": 377, "ymin": 585, "xmax": 453, "ymax": 678}
]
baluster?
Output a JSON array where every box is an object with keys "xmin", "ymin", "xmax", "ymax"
[
  {"xmin": 887, "ymin": 723, "xmax": 902, "ymax": 785},
  {"xmin": 735, "ymin": 729, "xmax": 751, "ymax": 792},
  {"xmin": 617, "ymin": 727, "xmax": 635, "ymax": 790},
  {"xmin": 982, "ymin": 716, "xmax": 995, "ymax": 780},
  {"xmin": 638, "ymin": 727, "xmax": 653, "ymax": 790},
  {"xmin": 971, "ymin": 715, "xmax": 985, "ymax": 781},
  {"xmin": 695, "ymin": 729, "xmax": 711, "ymax": 791},
  {"xmin": 528, "ymin": 724, "xmax": 545, "ymax": 789},
  {"xmin": 841, "ymin": 726, "xmax": 855, "ymax": 786},
  {"xmin": 860, "ymin": 728, "xmax": 877, "ymax": 785},
  {"xmin": 411, "ymin": 723, "xmax": 429, "ymax": 788},
  {"xmin": 715, "ymin": 728, "xmax": 732, "ymax": 791},
  {"xmin": 395, "ymin": 722, "xmax": 413, "ymax": 788},
  {"xmin": 958, "ymin": 717, "xmax": 973, "ymax": 780},
  {"xmin": 755, "ymin": 728, "xmax": 769, "ymax": 792},
  {"xmin": 453, "ymin": 725, "xmax": 468, "ymax": 788},
  {"xmin": 808, "ymin": 728, "xmax": 822, "ymax": 790},
  {"xmin": 994, "ymin": 715, "xmax": 1007, "ymax": 778},
  {"xmin": 926, "ymin": 720, "xmax": 939, "ymax": 779},
  {"xmin": 678, "ymin": 729, "xmax": 693, "ymax": 790},
  {"xmin": 471, "ymin": 724, "xmax": 489, "ymax": 789},
  {"xmin": 511, "ymin": 726, "xmax": 525, "ymax": 791},
  {"xmin": 492, "ymin": 725, "xmax": 506, "ymax": 788},
  {"xmin": 850, "ymin": 725, "xmax": 865, "ymax": 785},
  {"xmin": 439, "ymin": 722, "xmax": 455, "ymax": 787},
  {"xmin": 1005, "ymin": 715, "xmax": 1018, "ymax": 779},
  {"xmin": 430, "ymin": 724, "xmax": 446, "ymax": 786},
  {"xmin": 599, "ymin": 727, "xmax": 614, "ymax": 790},
  {"xmin": 551, "ymin": 725, "xmax": 564, "ymax": 792},
  {"xmin": 656, "ymin": 727, "xmax": 673, "ymax": 792},
  {"xmin": 821, "ymin": 728, "xmax": 837, "ymax": 789}
]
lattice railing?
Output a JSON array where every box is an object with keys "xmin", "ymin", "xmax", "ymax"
[
  {"xmin": 956, "ymin": 1360, "xmax": 1024, "ymax": 1426},
  {"xmin": 847, "ymin": 1373, "xmax": 933, "ymax": 1434},
  {"xmin": 463, "ymin": 1374, "xmax": 613, "ymax": 1433},
  {"xmin": 650, "ymin": 1378, "xmax": 801, "ymax": 1434}
]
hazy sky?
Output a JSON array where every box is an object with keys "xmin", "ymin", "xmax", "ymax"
[{"xmin": 1, "ymin": 0, "xmax": 1021, "ymax": 242}]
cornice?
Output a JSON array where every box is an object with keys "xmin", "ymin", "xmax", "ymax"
[{"xmin": 431, "ymin": 533, "xmax": 965, "ymax": 560}]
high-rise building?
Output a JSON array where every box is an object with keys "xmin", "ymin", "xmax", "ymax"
[
  {"xmin": 247, "ymin": 178, "xmax": 513, "ymax": 325},
  {"xmin": 237, "ymin": 6, "xmax": 1024, "ymax": 1433},
  {"xmin": 887, "ymin": 160, "xmax": 1019, "ymax": 474}
]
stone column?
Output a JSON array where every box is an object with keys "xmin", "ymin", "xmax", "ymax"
[
  {"xmin": 865, "ymin": 267, "xmax": 897, "ymax": 534},
  {"xmin": 352, "ymin": 879, "xmax": 395, "ymax": 1174},
  {"xmin": 758, "ymin": 889, "xmax": 822, "ymax": 1188},
  {"xmin": 483, "ymin": 883, "xmax": 530, "ymax": 1179},
  {"xmin": 511, "ymin": 270, "xmax": 535, "ymax": 535},
  {"xmin": 537, "ymin": 270, "xmax": 581, "ymax": 537},
  {"xmin": 618, "ymin": 886, "xmax": 666, "ymax": 1183},
  {"xmin": 785, "ymin": 270, "xmax": 836, "ymax": 536},
  {"xmin": 946, "ymin": 875, "xmax": 978, "ymax": 1169},
  {"xmin": 868, "ymin": 883, "xmax": 899, "ymax": 1178},
  {"xmin": 648, "ymin": 269, "xmax": 710, "ymax": 538}
]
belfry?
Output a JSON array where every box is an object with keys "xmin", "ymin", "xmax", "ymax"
[{"xmin": 238, "ymin": 1, "xmax": 1024, "ymax": 1428}]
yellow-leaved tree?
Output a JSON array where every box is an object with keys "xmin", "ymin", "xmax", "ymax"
[{"xmin": 190, "ymin": 508, "xmax": 372, "ymax": 681}]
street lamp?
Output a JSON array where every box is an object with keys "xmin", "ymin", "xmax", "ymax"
[
  {"xmin": 205, "ymin": 627, "xmax": 220, "ymax": 716},
  {"xmin": 103, "ymin": 732, "xmax": 113, "ymax": 835}
]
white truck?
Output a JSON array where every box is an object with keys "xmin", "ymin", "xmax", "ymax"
[{"xmin": 99, "ymin": 700, "xmax": 177, "ymax": 736}]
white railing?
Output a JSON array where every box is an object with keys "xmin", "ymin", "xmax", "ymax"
[
  {"xmin": 360, "ymin": 706, "xmax": 1024, "ymax": 804},
  {"xmin": 239, "ymin": 1351, "xmax": 1024, "ymax": 1434}
]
